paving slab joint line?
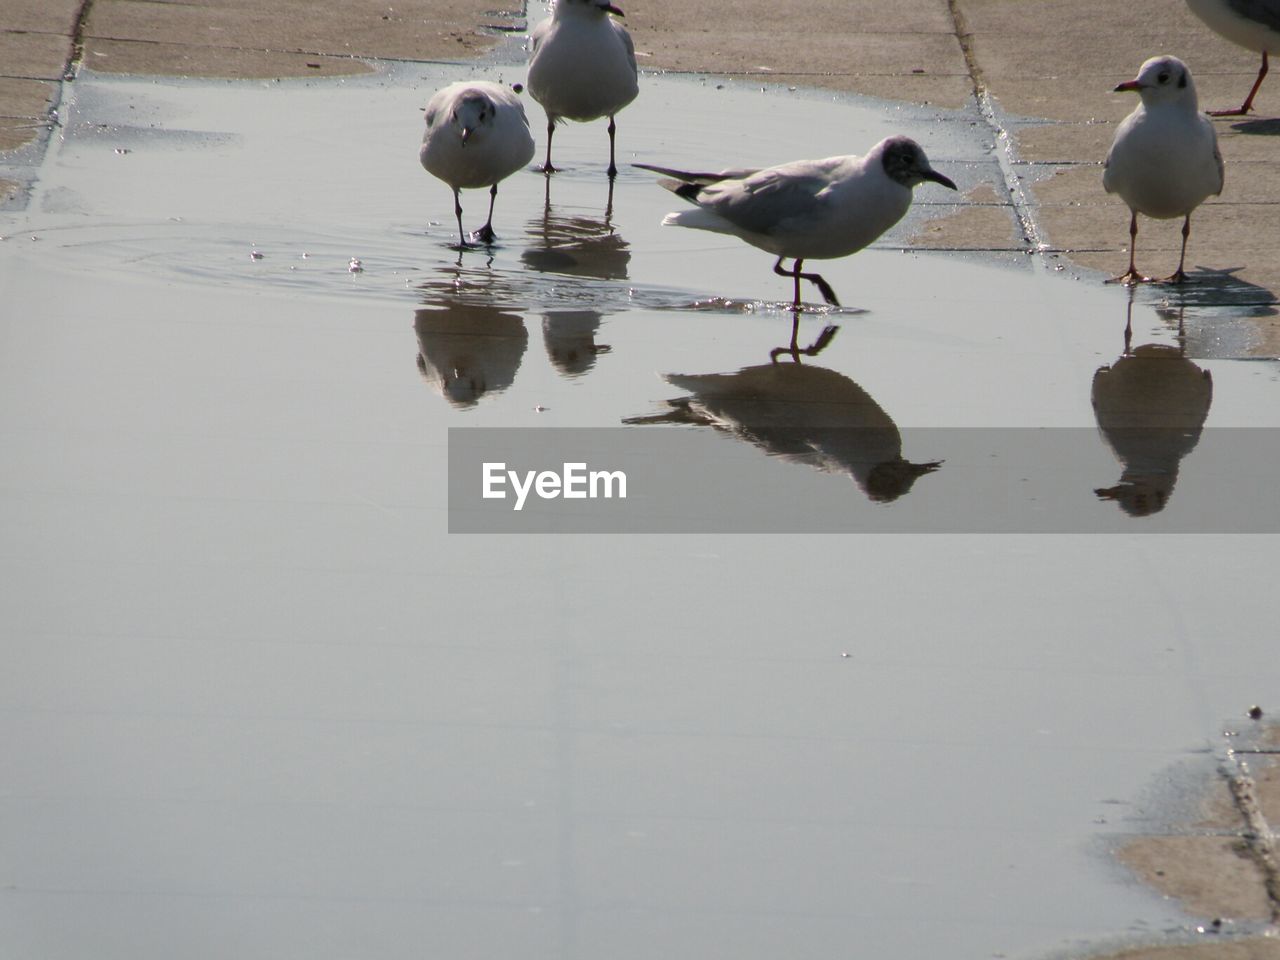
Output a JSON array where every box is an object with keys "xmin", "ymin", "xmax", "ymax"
[
  {"xmin": 1223, "ymin": 749, "xmax": 1280, "ymax": 924},
  {"xmin": 946, "ymin": 0, "xmax": 1044, "ymax": 264},
  {"xmin": 69, "ymin": 0, "xmax": 94, "ymax": 79}
]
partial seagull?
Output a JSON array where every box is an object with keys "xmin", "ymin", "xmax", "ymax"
[
  {"xmin": 1185, "ymin": 0, "xmax": 1280, "ymax": 115},
  {"xmin": 636, "ymin": 136, "xmax": 956, "ymax": 309},
  {"xmin": 1103, "ymin": 55, "xmax": 1224, "ymax": 284},
  {"xmin": 419, "ymin": 81, "xmax": 535, "ymax": 247},
  {"xmin": 527, "ymin": 0, "xmax": 639, "ymax": 177}
]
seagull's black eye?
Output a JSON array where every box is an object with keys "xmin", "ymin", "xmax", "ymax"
[{"xmin": 1158, "ymin": 72, "xmax": 1170, "ymax": 83}]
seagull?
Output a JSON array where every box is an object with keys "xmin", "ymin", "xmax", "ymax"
[
  {"xmin": 636, "ymin": 136, "xmax": 957, "ymax": 308},
  {"xmin": 1103, "ymin": 56, "xmax": 1224, "ymax": 284},
  {"xmin": 527, "ymin": 0, "xmax": 639, "ymax": 177},
  {"xmin": 419, "ymin": 81, "xmax": 536, "ymax": 247},
  {"xmin": 1185, "ymin": 0, "xmax": 1280, "ymax": 115}
]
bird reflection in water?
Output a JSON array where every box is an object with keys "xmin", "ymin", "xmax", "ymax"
[
  {"xmin": 542, "ymin": 310, "xmax": 611, "ymax": 377},
  {"xmin": 1092, "ymin": 296, "xmax": 1212, "ymax": 515},
  {"xmin": 414, "ymin": 269, "xmax": 530, "ymax": 407},
  {"xmin": 627, "ymin": 328, "xmax": 941, "ymax": 503},
  {"xmin": 522, "ymin": 178, "xmax": 630, "ymax": 281}
]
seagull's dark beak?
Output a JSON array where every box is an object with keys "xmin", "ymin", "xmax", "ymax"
[
  {"xmin": 1114, "ymin": 79, "xmax": 1143, "ymax": 93},
  {"xmin": 923, "ymin": 168, "xmax": 957, "ymax": 190},
  {"xmin": 602, "ymin": 1, "xmax": 625, "ymax": 14},
  {"xmin": 460, "ymin": 126, "xmax": 473, "ymax": 146}
]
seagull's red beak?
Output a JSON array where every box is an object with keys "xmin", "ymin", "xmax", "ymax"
[
  {"xmin": 603, "ymin": 2, "xmax": 625, "ymax": 14},
  {"xmin": 1114, "ymin": 79, "xmax": 1143, "ymax": 93}
]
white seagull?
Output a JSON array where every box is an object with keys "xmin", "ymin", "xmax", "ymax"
[
  {"xmin": 419, "ymin": 81, "xmax": 536, "ymax": 247},
  {"xmin": 1185, "ymin": 0, "xmax": 1280, "ymax": 115},
  {"xmin": 636, "ymin": 136, "xmax": 957, "ymax": 308},
  {"xmin": 1103, "ymin": 56, "xmax": 1224, "ymax": 284},
  {"xmin": 527, "ymin": 0, "xmax": 639, "ymax": 177}
]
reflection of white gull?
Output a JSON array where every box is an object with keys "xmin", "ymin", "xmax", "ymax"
[
  {"xmin": 1103, "ymin": 56, "xmax": 1224, "ymax": 284},
  {"xmin": 414, "ymin": 305, "xmax": 529, "ymax": 408},
  {"xmin": 627, "ymin": 362, "xmax": 941, "ymax": 502},
  {"xmin": 419, "ymin": 82, "xmax": 536, "ymax": 246},
  {"xmin": 636, "ymin": 137, "xmax": 956, "ymax": 308},
  {"xmin": 522, "ymin": 206, "xmax": 630, "ymax": 280},
  {"xmin": 1092, "ymin": 343, "xmax": 1213, "ymax": 516},
  {"xmin": 1186, "ymin": 0, "xmax": 1280, "ymax": 114},
  {"xmin": 527, "ymin": 0, "xmax": 638, "ymax": 176},
  {"xmin": 542, "ymin": 311, "xmax": 610, "ymax": 377}
]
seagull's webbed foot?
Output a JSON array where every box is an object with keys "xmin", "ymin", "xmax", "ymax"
[
  {"xmin": 769, "ymin": 324, "xmax": 840, "ymax": 364},
  {"xmin": 1208, "ymin": 105, "xmax": 1251, "ymax": 118},
  {"xmin": 1160, "ymin": 268, "xmax": 1190, "ymax": 285},
  {"xmin": 809, "ymin": 275, "xmax": 841, "ymax": 307},
  {"xmin": 540, "ymin": 162, "xmax": 558, "ymax": 175},
  {"xmin": 471, "ymin": 224, "xmax": 497, "ymax": 245},
  {"xmin": 1105, "ymin": 269, "xmax": 1153, "ymax": 286}
]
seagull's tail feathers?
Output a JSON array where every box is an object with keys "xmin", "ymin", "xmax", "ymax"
[
  {"xmin": 660, "ymin": 207, "xmax": 737, "ymax": 234},
  {"xmin": 634, "ymin": 162, "xmax": 759, "ymax": 204}
]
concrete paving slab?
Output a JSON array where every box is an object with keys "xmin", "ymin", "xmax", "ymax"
[
  {"xmin": 631, "ymin": 0, "xmax": 971, "ymax": 106},
  {"xmin": 82, "ymin": 0, "xmax": 520, "ymax": 72},
  {"xmin": 0, "ymin": 0, "xmax": 81, "ymax": 35},
  {"xmin": 81, "ymin": 38, "xmax": 375, "ymax": 79},
  {"xmin": 0, "ymin": 29, "xmax": 73, "ymax": 81}
]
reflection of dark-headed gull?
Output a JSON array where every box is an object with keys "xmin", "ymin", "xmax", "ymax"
[
  {"xmin": 636, "ymin": 137, "xmax": 957, "ymax": 308},
  {"xmin": 1092, "ymin": 343, "xmax": 1213, "ymax": 516},
  {"xmin": 1104, "ymin": 56, "xmax": 1224, "ymax": 284},
  {"xmin": 419, "ymin": 82, "xmax": 536, "ymax": 247},
  {"xmin": 414, "ymin": 306, "xmax": 529, "ymax": 408},
  {"xmin": 1186, "ymin": 0, "xmax": 1280, "ymax": 115},
  {"xmin": 542, "ymin": 311, "xmax": 610, "ymax": 377},
  {"xmin": 626, "ymin": 362, "xmax": 941, "ymax": 503},
  {"xmin": 528, "ymin": 0, "xmax": 639, "ymax": 177}
]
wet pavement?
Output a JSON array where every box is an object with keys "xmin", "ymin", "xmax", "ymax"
[{"xmin": 3, "ymin": 42, "xmax": 1280, "ymax": 960}]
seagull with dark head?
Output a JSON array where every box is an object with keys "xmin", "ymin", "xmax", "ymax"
[
  {"xmin": 637, "ymin": 136, "xmax": 957, "ymax": 308},
  {"xmin": 1103, "ymin": 55, "xmax": 1224, "ymax": 284},
  {"xmin": 419, "ymin": 81, "xmax": 535, "ymax": 247}
]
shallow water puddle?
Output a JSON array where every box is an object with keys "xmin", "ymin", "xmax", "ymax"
[{"xmin": 3, "ymin": 60, "xmax": 1280, "ymax": 960}]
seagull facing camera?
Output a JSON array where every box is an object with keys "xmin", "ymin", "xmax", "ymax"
[
  {"xmin": 419, "ymin": 81, "xmax": 536, "ymax": 248},
  {"xmin": 527, "ymin": 0, "xmax": 639, "ymax": 177},
  {"xmin": 1103, "ymin": 55, "xmax": 1224, "ymax": 284}
]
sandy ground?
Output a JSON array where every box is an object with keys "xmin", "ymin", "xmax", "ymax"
[{"xmin": 4, "ymin": 3, "xmax": 1280, "ymax": 957}]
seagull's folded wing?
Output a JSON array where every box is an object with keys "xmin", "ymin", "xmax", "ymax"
[{"xmin": 702, "ymin": 166, "xmax": 832, "ymax": 237}]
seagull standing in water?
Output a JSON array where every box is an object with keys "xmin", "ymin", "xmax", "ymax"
[
  {"xmin": 527, "ymin": 0, "xmax": 639, "ymax": 177},
  {"xmin": 419, "ymin": 81, "xmax": 536, "ymax": 247},
  {"xmin": 1185, "ymin": 0, "xmax": 1280, "ymax": 115},
  {"xmin": 1103, "ymin": 56, "xmax": 1224, "ymax": 284},
  {"xmin": 636, "ymin": 136, "xmax": 957, "ymax": 308}
]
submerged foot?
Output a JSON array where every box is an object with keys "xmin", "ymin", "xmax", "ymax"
[{"xmin": 1105, "ymin": 269, "xmax": 1153, "ymax": 286}]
